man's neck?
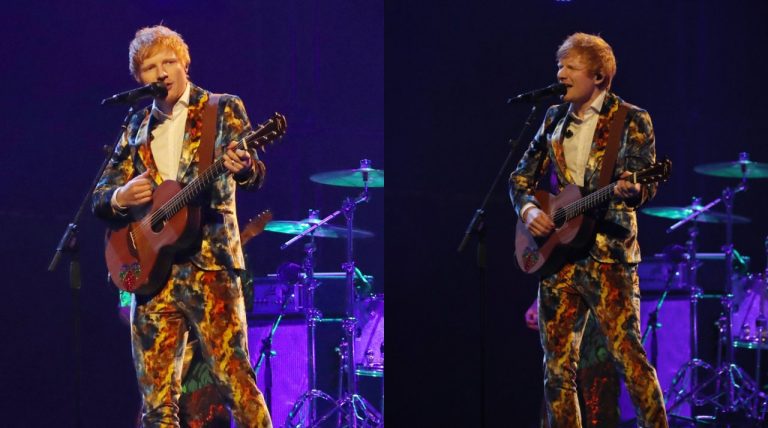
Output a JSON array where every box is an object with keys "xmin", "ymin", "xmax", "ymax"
[
  {"xmin": 154, "ymin": 82, "xmax": 189, "ymax": 116},
  {"xmin": 571, "ymin": 89, "xmax": 604, "ymax": 118},
  {"xmin": 155, "ymin": 98, "xmax": 177, "ymax": 115}
]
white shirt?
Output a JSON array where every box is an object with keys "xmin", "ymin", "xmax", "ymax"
[
  {"xmin": 562, "ymin": 90, "xmax": 606, "ymax": 187},
  {"xmin": 149, "ymin": 82, "xmax": 191, "ymax": 181},
  {"xmin": 111, "ymin": 82, "xmax": 191, "ymax": 211},
  {"xmin": 521, "ymin": 90, "xmax": 606, "ymax": 221}
]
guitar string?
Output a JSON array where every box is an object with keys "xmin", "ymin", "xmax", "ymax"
[
  {"xmin": 550, "ymin": 169, "xmax": 662, "ymax": 224},
  {"xmin": 531, "ymin": 161, "xmax": 666, "ymax": 230},
  {"xmin": 130, "ymin": 137, "xmax": 258, "ymax": 248},
  {"xmin": 551, "ymin": 182, "xmax": 618, "ymax": 224},
  {"xmin": 129, "ymin": 117, "xmax": 283, "ymax": 247},
  {"xmin": 139, "ymin": 124, "xmax": 272, "ymax": 229}
]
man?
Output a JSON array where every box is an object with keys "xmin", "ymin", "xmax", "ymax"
[
  {"xmin": 509, "ymin": 33, "xmax": 668, "ymax": 427},
  {"xmin": 93, "ymin": 25, "xmax": 272, "ymax": 427}
]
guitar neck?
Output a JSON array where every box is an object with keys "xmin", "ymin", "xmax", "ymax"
[
  {"xmin": 153, "ymin": 133, "xmax": 262, "ymax": 226},
  {"xmin": 144, "ymin": 112, "xmax": 285, "ymax": 228},
  {"xmin": 553, "ymin": 182, "xmax": 619, "ymax": 224},
  {"xmin": 551, "ymin": 160, "xmax": 671, "ymax": 225}
]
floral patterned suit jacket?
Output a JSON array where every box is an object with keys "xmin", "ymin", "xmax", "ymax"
[
  {"xmin": 509, "ymin": 92, "xmax": 657, "ymax": 264},
  {"xmin": 92, "ymin": 83, "xmax": 265, "ymax": 271}
]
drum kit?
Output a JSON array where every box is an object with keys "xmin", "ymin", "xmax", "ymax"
[
  {"xmin": 253, "ymin": 159, "xmax": 384, "ymax": 428},
  {"xmin": 639, "ymin": 153, "xmax": 768, "ymax": 424}
]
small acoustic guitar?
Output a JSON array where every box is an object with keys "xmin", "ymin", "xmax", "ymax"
[
  {"xmin": 515, "ymin": 159, "xmax": 671, "ymax": 276},
  {"xmin": 105, "ymin": 113, "xmax": 286, "ymax": 295}
]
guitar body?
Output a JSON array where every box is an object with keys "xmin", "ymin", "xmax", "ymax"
[
  {"xmin": 105, "ymin": 180, "xmax": 201, "ymax": 295},
  {"xmin": 514, "ymin": 184, "xmax": 595, "ymax": 276},
  {"xmin": 101, "ymin": 112, "xmax": 286, "ymax": 294},
  {"xmin": 514, "ymin": 159, "xmax": 672, "ymax": 277}
]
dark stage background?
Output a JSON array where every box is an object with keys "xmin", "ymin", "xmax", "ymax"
[
  {"xmin": 0, "ymin": 1, "xmax": 381, "ymax": 427},
  {"xmin": 388, "ymin": 1, "xmax": 768, "ymax": 427}
]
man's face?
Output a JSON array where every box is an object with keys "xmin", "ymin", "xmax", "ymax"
[
  {"xmin": 557, "ymin": 54, "xmax": 600, "ymax": 105},
  {"xmin": 137, "ymin": 47, "xmax": 189, "ymax": 106}
]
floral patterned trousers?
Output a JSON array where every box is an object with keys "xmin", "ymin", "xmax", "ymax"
[
  {"xmin": 131, "ymin": 262, "xmax": 272, "ymax": 428},
  {"xmin": 538, "ymin": 257, "xmax": 668, "ymax": 428}
]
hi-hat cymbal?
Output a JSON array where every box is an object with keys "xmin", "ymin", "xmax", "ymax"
[
  {"xmin": 310, "ymin": 159, "xmax": 384, "ymax": 187},
  {"xmin": 641, "ymin": 205, "xmax": 751, "ymax": 224},
  {"xmin": 264, "ymin": 218, "xmax": 375, "ymax": 239},
  {"xmin": 694, "ymin": 159, "xmax": 768, "ymax": 179}
]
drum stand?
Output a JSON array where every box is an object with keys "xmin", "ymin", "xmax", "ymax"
[
  {"xmin": 284, "ymin": 191, "xmax": 382, "ymax": 427},
  {"xmin": 664, "ymin": 173, "xmax": 767, "ymax": 424},
  {"xmin": 283, "ymin": 220, "xmax": 338, "ymax": 427}
]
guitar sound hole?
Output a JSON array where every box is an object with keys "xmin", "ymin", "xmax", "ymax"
[{"xmin": 150, "ymin": 218, "xmax": 167, "ymax": 233}]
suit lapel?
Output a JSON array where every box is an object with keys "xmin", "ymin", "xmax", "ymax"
[
  {"xmin": 133, "ymin": 110, "xmax": 164, "ymax": 185},
  {"xmin": 583, "ymin": 93, "xmax": 620, "ymax": 189},
  {"xmin": 548, "ymin": 106, "xmax": 575, "ymax": 185},
  {"xmin": 176, "ymin": 84, "xmax": 208, "ymax": 183}
]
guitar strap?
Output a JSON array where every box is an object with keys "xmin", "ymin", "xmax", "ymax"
[
  {"xmin": 597, "ymin": 102, "xmax": 630, "ymax": 187},
  {"xmin": 199, "ymin": 93, "xmax": 222, "ymax": 171}
]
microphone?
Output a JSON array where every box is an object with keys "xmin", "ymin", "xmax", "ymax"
[
  {"xmin": 101, "ymin": 81, "xmax": 168, "ymax": 105},
  {"xmin": 507, "ymin": 83, "xmax": 567, "ymax": 104}
]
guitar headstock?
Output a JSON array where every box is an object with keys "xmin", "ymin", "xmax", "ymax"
[
  {"xmin": 240, "ymin": 209, "xmax": 274, "ymax": 246},
  {"xmin": 245, "ymin": 112, "xmax": 287, "ymax": 152},
  {"xmin": 630, "ymin": 158, "xmax": 672, "ymax": 185}
]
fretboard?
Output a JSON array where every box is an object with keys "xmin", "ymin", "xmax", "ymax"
[{"xmin": 551, "ymin": 182, "xmax": 618, "ymax": 225}]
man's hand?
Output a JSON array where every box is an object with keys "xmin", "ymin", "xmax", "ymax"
[
  {"xmin": 524, "ymin": 207, "xmax": 555, "ymax": 237},
  {"xmin": 614, "ymin": 171, "xmax": 641, "ymax": 200},
  {"xmin": 223, "ymin": 141, "xmax": 253, "ymax": 175},
  {"xmin": 525, "ymin": 298, "xmax": 539, "ymax": 331},
  {"xmin": 115, "ymin": 170, "xmax": 153, "ymax": 207}
]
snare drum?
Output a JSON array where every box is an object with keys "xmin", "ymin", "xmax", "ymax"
[{"xmin": 355, "ymin": 294, "xmax": 384, "ymax": 376}]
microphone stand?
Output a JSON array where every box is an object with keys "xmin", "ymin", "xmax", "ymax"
[
  {"xmin": 641, "ymin": 263, "xmax": 679, "ymax": 367},
  {"xmin": 47, "ymin": 106, "xmax": 135, "ymax": 428},
  {"xmin": 457, "ymin": 102, "xmax": 541, "ymax": 428},
  {"xmin": 253, "ymin": 282, "xmax": 296, "ymax": 413}
]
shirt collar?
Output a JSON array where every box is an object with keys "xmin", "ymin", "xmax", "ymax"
[
  {"xmin": 151, "ymin": 81, "xmax": 191, "ymax": 121},
  {"xmin": 568, "ymin": 90, "xmax": 607, "ymax": 123}
]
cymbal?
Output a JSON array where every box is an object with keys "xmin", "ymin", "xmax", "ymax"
[
  {"xmin": 641, "ymin": 205, "xmax": 751, "ymax": 224},
  {"xmin": 264, "ymin": 218, "xmax": 375, "ymax": 239},
  {"xmin": 310, "ymin": 168, "xmax": 384, "ymax": 188},
  {"xmin": 310, "ymin": 159, "xmax": 384, "ymax": 187},
  {"xmin": 694, "ymin": 160, "xmax": 768, "ymax": 179}
]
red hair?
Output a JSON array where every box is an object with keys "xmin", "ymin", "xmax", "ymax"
[
  {"xmin": 557, "ymin": 33, "xmax": 616, "ymax": 90},
  {"xmin": 129, "ymin": 25, "xmax": 191, "ymax": 81}
]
